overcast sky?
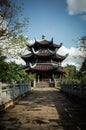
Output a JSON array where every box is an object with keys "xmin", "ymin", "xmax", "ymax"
[{"xmin": 12, "ymin": 0, "xmax": 86, "ymax": 68}]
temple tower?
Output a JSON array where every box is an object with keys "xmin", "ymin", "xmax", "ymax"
[{"xmin": 21, "ymin": 37, "xmax": 68, "ymax": 87}]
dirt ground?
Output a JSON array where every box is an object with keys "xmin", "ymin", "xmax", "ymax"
[{"xmin": 0, "ymin": 87, "xmax": 86, "ymax": 130}]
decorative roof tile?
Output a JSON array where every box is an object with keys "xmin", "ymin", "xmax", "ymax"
[{"xmin": 33, "ymin": 64, "xmax": 54, "ymax": 71}]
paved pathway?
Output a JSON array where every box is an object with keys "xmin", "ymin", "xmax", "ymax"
[{"xmin": 0, "ymin": 87, "xmax": 86, "ymax": 130}]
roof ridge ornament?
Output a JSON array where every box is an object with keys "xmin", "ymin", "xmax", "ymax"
[
  {"xmin": 65, "ymin": 53, "xmax": 69, "ymax": 57},
  {"xmin": 48, "ymin": 49, "xmax": 56, "ymax": 54},
  {"xmin": 42, "ymin": 35, "xmax": 45, "ymax": 40},
  {"xmin": 32, "ymin": 47, "xmax": 40, "ymax": 54},
  {"xmin": 60, "ymin": 43, "xmax": 63, "ymax": 46},
  {"xmin": 34, "ymin": 37, "xmax": 37, "ymax": 42},
  {"xmin": 29, "ymin": 63, "xmax": 36, "ymax": 68}
]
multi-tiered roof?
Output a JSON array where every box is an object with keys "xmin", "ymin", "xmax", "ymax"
[{"xmin": 21, "ymin": 37, "xmax": 68, "ymax": 80}]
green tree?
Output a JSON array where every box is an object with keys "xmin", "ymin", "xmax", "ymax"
[
  {"xmin": 78, "ymin": 36, "xmax": 86, "ymax": 59},
  {"xmin": 0, "ymin": 60, "xmax": 33, "ymax": 83},
  {"xmin": 0, "ymin": 49, "xmax": 10, "ymax": 82},
  {"xmin": 0, "ymin": 0, "xmax": 29, "ymax": 39},
  {"xmin": 0, "ymin": 0, "xmax": 29, "ymax": 58},
  {"xmin": 63, "ymin": 64, "xmax": 79, "ymax": 83},
  {"xmin": 77, "ymin": 36, "xmax": 86, "ymax": 82},
  {"xmin": 79, "ymin": 59, "xmax": 86, "ymax": 82}
]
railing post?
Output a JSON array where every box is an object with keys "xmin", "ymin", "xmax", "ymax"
[
  {"xmin": 0, "ymin": 82, "xmax": 2, "ymax": 104},
  {"xmin": 33, "ymin": 79, "xmax": 36, "ymax": 87}
]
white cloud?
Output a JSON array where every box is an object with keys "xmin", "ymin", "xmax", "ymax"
[
  {"xmin": 14, "ymin": 58, "xmax": 26, "ymax": 65},
  {"xmin": 58, "ymin": 46, "xmax": 82, "ymax": 69},
  {"xmin": 6, "ymin": 57, "xmax": 26, "ymax": 65},
  {"xmin": 66, "ymin": 0, "xmax": 86, "ymax": 15},
  {"xmin": 29, "ymin": 40, "xmax": 35, "ymax": 44}
]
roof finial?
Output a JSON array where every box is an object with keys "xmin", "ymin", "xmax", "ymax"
[
  {"xmin": 51, "ymin": 37, "xmax": 53, "ymax": 43},
  {"xmin": 60, "ymin": 43, "xmax": 63, "ymax": 46},
  {"xmin": 42, "ymin": 35, "xmax": 45, "ymax": 40},
  {"xmin": 66, "ymin": 53, "xmax": 69, "ymax": 57},
  {"xmin": 34, "ymin": 37, "xmax": 36, "ymax": 42}
]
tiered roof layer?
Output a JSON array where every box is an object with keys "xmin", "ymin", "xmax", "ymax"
[{"xmin": 21, "ymin": 38, "xmax": 68, "ymax": 73}]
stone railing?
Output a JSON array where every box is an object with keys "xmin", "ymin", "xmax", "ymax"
[
  {"xmin": 0, "ymin": 82, "xmax": 31, "ymax": 108},
  {"xmin": 60, "ymin": 83, "xmax": 86, "ymax": 99}
]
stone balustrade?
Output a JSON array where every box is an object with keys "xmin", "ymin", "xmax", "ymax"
[
  {"xmin": 60, "ymin": 83, "xmax": 86, "ymax": 99},
  {"xmin": 0, "ymin": 82, "xmax": 31, "ymax": 109}
]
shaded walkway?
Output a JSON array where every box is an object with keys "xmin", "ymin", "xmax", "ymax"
[{"xmin": 0, "ymin": 87, "xmax": 86, "ymax": 130}]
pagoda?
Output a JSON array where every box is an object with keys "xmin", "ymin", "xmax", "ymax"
[{"xmin": 21, "ymin": 36, "xmax": 68, "ymax": 87}]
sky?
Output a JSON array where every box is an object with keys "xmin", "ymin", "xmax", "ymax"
[
  {"xmin": 19, "ymin": 0, "xmax": 86, "ymax": 47},
  {"xmin": 12, "ymin": 0, "xmax": 86, "ymax": 68}
]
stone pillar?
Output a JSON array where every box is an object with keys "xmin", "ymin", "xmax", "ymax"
[
  {"xmin": 52, "ymin": 74, "xmax": 55, "ymax": 87},
  {"xmin": 33, "ymin": 78, "xmax": 36, "ymax": 87},
  {"xmin": 54, "ymin": 78, "xmax": 57, "ymax": 88},
  {"xmin": 38, "ymin": 75, "xmax": 40, "ymax": 83},
  {"xmin": 49, "ymin": 78, "xmax": 51, "ymax": 83}
]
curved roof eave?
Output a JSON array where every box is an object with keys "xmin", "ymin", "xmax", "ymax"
[
  {"xmin": 21, "ymin": 53, "xmax": 34, "ymax": 62},
  {"xmin": 53, "ymin": 53, "xmax": 69, "ymax": 61},
  {"xmin": 26, "ymin": 39, "xmax": 63, "ymax": 49}
]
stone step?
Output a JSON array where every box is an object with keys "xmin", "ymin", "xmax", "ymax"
[{"xmin": 36, "ymin": 82, "xmax": 49, "ymax": 87}]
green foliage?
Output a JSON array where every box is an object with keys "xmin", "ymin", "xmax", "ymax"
[
  {"xmin": 17, "ymin": 70, "xmax": 29, "ymax": 83},
  {"xmin": 28, "ymin": 73, "xmax": 35, "ymax": 81},
  {"xmin": 80, "ymin": 73, "xmax": 86, "ymax": 83},
  {"xmin": 0, "ymin": 51, "xmax": 35, "ymax": 83},
  {"xmin": 80, "ymin": 59, "xmax": 86, "ymax": 73},
  {"xmin": 79, "ymin": 36, "xmax": 86, "ymax": 59},
  {"xmin": 62, "ymin": 64, "xmax": 79, "ymax": 83},
  {"xmin": 0, "ymin": 61, "xmax": 9, "ymax": 82},
  {"xmin": 0, "ymin": 0, "xmax": 30, "ymax": 83},
  {"xmin": 79, "ymin": 59, "xmax": 86, "ymax": 82},
  {"xmin": 0, "ymin": 48, "xmax": 6, "ymax": 62},
  {"xmin": 77, "ymin": 36, "xmax": 86, "ymax": 82}
]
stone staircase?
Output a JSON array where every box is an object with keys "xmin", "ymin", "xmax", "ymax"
[{"xmin": 36, "ymin": 81, "xmax": 49, "ymax": 88}]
